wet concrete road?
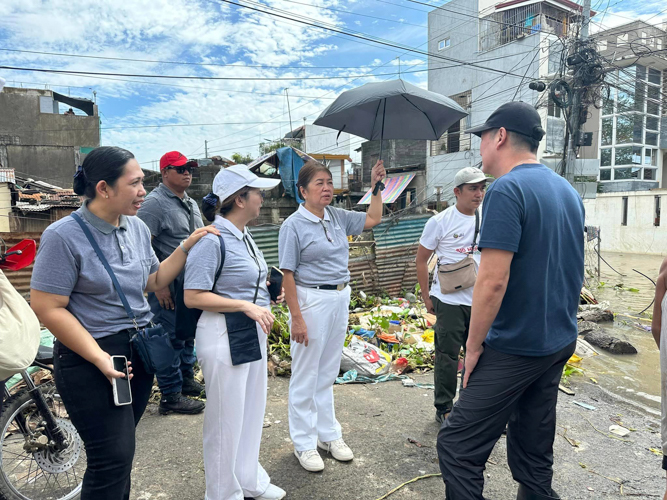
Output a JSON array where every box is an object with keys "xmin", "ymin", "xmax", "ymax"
[{"xmin": 131, "ymin": 373, "xmax": 665, "ymax": 500}]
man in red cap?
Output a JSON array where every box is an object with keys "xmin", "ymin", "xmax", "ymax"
[{"xmin": 137, "ymin": 151, "xmax": 206, "ymax": 415}]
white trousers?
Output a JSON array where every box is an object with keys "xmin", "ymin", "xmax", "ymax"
[
  {"xmin": 196, "ymin": 311, "xmax": 270, "ymax": 500},
  {"xmin": 661, "ymin": 295, "xmax": 667, "ymax": 459},
  {"xmin": 288, "ymin": 285, "xmax": 351, "ymax": 451}
]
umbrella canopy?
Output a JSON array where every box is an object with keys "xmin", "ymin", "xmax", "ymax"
[{"xmin": 313, "ymin": 79, "xmax": 467, "ymax": 141}]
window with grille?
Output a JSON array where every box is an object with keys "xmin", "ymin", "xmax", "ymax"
[{"xmin": 430, "ymin": 91, "xmax": 471, "ymax": 155}]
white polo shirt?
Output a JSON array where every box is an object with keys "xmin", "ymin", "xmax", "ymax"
[{"xmin": 419, "ymin": 205, "xmax": 481, "ymax": 307}]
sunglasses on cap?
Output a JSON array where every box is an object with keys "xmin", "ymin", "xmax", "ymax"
[{"xmin": 165, "ymin": 165, "xmax": 193, "ymax": 175}]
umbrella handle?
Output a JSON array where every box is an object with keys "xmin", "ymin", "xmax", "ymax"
[{"xmin": 373, "ymin": 180, "xmax": 385, "ymax": 195}]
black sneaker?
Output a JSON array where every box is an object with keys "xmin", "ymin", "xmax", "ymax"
[
  {"xmin": 182, "ymin": 377, "xmax": 206, "ymax": 398},
  {"xmin": 159, "ymin": 392, "xmax": 205, "ymax": 415}
]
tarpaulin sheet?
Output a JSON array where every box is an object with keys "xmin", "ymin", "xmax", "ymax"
[{"xmin": 358, "ymin": 174, "xmax": 415, "ymax": 205}]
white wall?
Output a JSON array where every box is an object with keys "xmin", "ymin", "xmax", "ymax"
[
  {"xmin": 426, "ymin": 150, "xmax": 480, "ymax": 204},
  {"xmin": 328, "ymin": 160, "xmax": 348, "ymax": 190},
  {"xmin": 305, "ymin": 124, "xmax": 350, "ymax": 157},
  {"xmin": 583, "ymin": 190, "xmax": 667, "ymax": 255},
  {"xmin": 0, "ymin": 183, "xmax": 10, "ymax": 232}
]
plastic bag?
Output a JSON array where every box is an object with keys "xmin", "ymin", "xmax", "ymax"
[{"xmin": 340, "ymin": 336, "xmax": 392, "ymax": 377}]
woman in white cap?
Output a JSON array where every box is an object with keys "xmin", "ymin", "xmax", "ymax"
[
  {"xmin": 183, "ymin": 165, "xmax": 285, "ymax": 500},
  {"xmin": 279, "ymin": 159, "xmax": 386, "ymax": 472}
]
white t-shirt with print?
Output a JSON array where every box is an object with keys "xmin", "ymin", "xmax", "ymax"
[{"xmin": 419, "ymin": 205, "xmax": 481, "ymax": 307}]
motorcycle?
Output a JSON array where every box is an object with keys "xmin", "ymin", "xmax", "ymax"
[{"xmin": 0, "ymin": 238, "xmax": 85, "ymax": 500}]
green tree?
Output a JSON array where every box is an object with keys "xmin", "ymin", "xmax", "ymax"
[
  {"xmin": 258, "ymin": 141, "xmax": 288, "ymax": 156},
  {"xmin": 232, "ymin": 152, "xmax": 254, "ymax": 164}
]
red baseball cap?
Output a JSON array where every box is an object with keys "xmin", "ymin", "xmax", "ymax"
[{"xmin": 159, "ymin": 151, "xmax": 189, "ymax": 170}]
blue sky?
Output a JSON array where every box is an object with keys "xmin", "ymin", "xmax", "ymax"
[{"xmin": 0, "ymin": 0, "xmax": 663, "ymax": 171}]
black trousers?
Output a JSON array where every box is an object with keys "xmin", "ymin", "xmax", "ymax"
[
  {"xmin": 437, "ymin": 340, "xmax": 576, "ymax": 500},
  {"xmin": 432, "ymin": 298, "xmax": 470, "ymax": 413},
  {"xmin": 54, "ymin": 331, "xmax": 154, "ymax": 500}
]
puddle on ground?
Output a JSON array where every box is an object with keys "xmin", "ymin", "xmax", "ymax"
[{"xmin": 581, "ymin": 252, "xmax": 663, "ymax": 414}]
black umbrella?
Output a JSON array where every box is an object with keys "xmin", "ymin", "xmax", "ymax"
[{"xmin": 314, "ymin": 79, "xmax": 467, "ymax": 194}]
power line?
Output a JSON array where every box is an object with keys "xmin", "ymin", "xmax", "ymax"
[
  {"xmin": 218, "ymin": 0, "xmax": 535, "ymax": 79},
  {"xmin": 0, "ymin": 47, "xmax": 420, "ymax": 70},
  {"xmin": 0, "ymin": 64, "xmax": 423, "ymax": 81},
  {"xmin": 3, "ymin": 77, "xmax": 338, "ymax": 99},
  {"xmin": 278, "ymin": 0, "xmax": 427, "ymax": 28}
]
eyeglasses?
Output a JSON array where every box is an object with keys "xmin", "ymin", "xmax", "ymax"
[
  {"xmin": 166, "ymin": 165, "xmax": 193, "ymax": 175},
  {"xmin": 320, "ymin": 220, "xmax": 334, "ymax": 243}
]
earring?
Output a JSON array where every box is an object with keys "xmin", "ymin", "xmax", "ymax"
[{"xmin": 105, "ymin": 195, "xmax": 109, "ymax": 199}]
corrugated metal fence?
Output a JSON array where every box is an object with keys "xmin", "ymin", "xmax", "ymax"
[
  {"xmin": 3, "ymin": 214, "xmax": 430, "ymax": 299},
  {"xmin": 350, "ymin": 215, "xmax": 430, "ymax": 296}
]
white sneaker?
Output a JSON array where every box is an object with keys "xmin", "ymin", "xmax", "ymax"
[
  {"xmin": 317, "ymin": 438, "xmax": 354, "ymax": 462},
  {"xmin": 256, "ymin": 483, "xmax": 286, "ymax": 500},
  {"xmin": 294, "ymin": 449, "xmax": 324, "ymax": 472}
]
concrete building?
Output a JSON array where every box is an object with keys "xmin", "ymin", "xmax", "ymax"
[
  {"xmin": 575, "ymin": 21, "xmax": 667, "ymax": 255},
  {"xmin": 579, "ymin": 21, "xmax": 667, "ymax": 193},
  {"xmin": 427, "ymin": 0, "xmax": 596, "ymax": 205},
  {"xmin": 0, "ymin": 87, "xmax": 99, "ymax": 189},
  {"xmin": 583, "ymin": 190, "xmax": 667, "ymax": 254},
  {"xmin": 357, "ymin": 139, "xmax": 428, "ymax": 210}
]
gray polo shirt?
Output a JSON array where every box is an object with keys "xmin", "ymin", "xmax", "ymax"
[
  {"xmin": 279, "ymin": 204, "xmax": 366, "ymax": 287},
  {"xmin": 31, "ymin": 201, "xmax": 160, "ymax": 339},
  {"xmin": 137, "ymin": 183, "xmax": 204, "ymax": 260},
  {"xmin": 184, "ymin": 216, "xmax": 271, "ymax": 308}
]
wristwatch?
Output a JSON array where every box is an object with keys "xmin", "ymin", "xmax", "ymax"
[{"xmin": 179, "ymin": 240, "xmax": 189, "ymax": 255}]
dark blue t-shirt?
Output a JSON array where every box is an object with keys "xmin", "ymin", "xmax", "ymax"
[{"xmin": 479, "ymin": 163, "xmax": 584, "ymax": 357}]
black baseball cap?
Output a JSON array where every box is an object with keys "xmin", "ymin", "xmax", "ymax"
[{"xmin": 466, "ymin": 101, "xmax": 545, "ymax": 142}]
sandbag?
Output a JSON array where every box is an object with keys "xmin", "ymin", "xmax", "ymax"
[
  {"xmin": 340, "ymin": 336, "xmax": 392, "ymax": 378},
  {"xmin": 0, "ymin": 270, "xmax": 40, "ymax": 379}
]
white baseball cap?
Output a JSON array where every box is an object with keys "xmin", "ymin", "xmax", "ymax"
[
  {"xmin": 454, "ymin": 167, "xmax": 488, "ymax": 186},
  {"xmin": 212, "ymin": 164, "xmax": 280, "ymax": 202}
]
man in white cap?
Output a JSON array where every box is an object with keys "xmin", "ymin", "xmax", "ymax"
[{"xmin": 416, "ymin": 167, "xmax": 488, "ymax": 424}]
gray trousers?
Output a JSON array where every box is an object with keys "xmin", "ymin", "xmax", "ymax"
[{"xmin": 437, "ymin": 340, "xmax": 576, "ymax": 499}]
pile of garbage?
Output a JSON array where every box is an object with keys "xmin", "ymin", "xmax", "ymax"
[{"xmin": 267, "ymin": 289, "xmax": 440, "ymax": 379}]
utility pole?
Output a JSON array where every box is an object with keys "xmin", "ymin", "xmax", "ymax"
[
  {"xmin": 285, "ymin": 88, "xmax": 293, "ymax": 139},
  {"xmin": 303, "ymin": 117, "xmax": 307, "ymax": 152},
  {"xmin": 564, "ymin": 0, "xmax": 592, "ymax": 184},
  {"xmin": 205, "ymin": 140, "xmax": 208, "ymax": 159}
]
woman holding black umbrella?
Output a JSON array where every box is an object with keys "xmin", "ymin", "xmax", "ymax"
[{"xmin": 279, "ymin": 158, "xmax": 386, "ymax": 472}]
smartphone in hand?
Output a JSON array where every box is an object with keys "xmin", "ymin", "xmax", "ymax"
[
  {"xmin": 268, "ymin": 267, "xmax": 284, "ymax": 302},
  {"xmin": 111, "ymin": 355, "xmax": 132, "ymax": 406}
]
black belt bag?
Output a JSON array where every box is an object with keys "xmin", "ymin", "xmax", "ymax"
[
  {"xmin": 223, "ymin": 231, "xmax": 264, "ymax": 366},
  {"xmin": 71, "ymin": 213, "xmax": 172, "ymax": 375},
  {"xmin": 225, "ymin": 312, "xmax": 262, "ymax": 366}
]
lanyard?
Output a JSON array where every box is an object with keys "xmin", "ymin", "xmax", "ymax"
[
  {"xmin": 242, "ymin": 234, "xmax": 262, "ymax": 304},
  {"xmin": 319, "ymin": 219, "xmax": 334, "ymax": 244}
]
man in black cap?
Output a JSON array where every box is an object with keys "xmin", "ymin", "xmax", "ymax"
[{"xmin": 436, "ymin": 102, "xmax": 584, "ymax": 500}]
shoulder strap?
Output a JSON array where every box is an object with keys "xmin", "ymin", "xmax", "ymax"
[
  {"xmin": 212, "ymin": 235, "xmax": 226, "ymax": 291},
  {"xmin": 70, "ymin": 213, "xmax": 138, "ymax": 326},
  {"xmin": 469, "ymin": 209, "xmax": 480, "ymax": 255},
  {"xmin": 187, "ymin": 199, "xmax": 195, "ymax": 233}
]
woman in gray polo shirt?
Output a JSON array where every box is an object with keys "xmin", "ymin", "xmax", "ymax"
[
  {"xmin": 183, "ymin": 165, "xmax": 286, "ymax": 500},
  {"xmin": 30, "ymin": 147, "xmax": 217, "ymax": 500},
  {"xmin": 279, "ymin": 159, "xmax": 386, "ymax": 472}
]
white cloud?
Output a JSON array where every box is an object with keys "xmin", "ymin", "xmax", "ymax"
[{"xmin": 0, "ymin": 0, "xmax": 442, "ymax": 166}]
